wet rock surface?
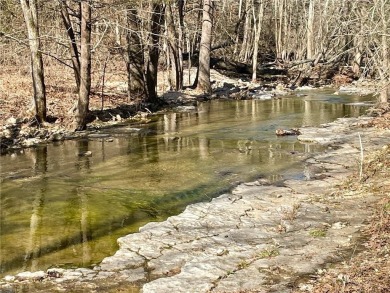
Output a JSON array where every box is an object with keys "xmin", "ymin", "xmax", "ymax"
[{"xmin": 1, "ymin": 116, "xmax": 390, "ymax": 293}]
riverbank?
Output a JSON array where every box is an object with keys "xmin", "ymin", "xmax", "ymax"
[
  {"xmin": 1, "ymin": 113, "xmax": 389, "ymax": 292},
  {"xmin": 0, "ymin": 67, "xmax": 378, "ymax": 153}
]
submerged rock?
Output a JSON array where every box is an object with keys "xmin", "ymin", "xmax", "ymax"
[
  {"xmin": 78, "ymin": 151, "xmax": 92, "ymax": 157},
  {"xmin": 252, "ymin": 93, "xmax": 274, "ymax": 100},
  {"xmin": 175, "ymin": 105, "xmax": 197, "ymax": 112},
  {"xmin": 275, "ymin": 128, "xmax": 301, "ymax": 136},
  {"xmin": 338, "ymin": 85, "xmax": 375, "ymax": 96}
]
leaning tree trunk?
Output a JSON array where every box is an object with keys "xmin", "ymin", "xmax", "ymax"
[
  {"xmin": 20, "ymin": 0, "xmax": 46, "ymax": 123},
  {"xmin": 145, "ymin": 3, "xmax": 165, "ymax": 103},
  {"xmin": 195, "ymin": 0, "xmax": 214, "ymax": 94},
  {"xmin": 75, "ymin": 0, "xmax": 92, "ymax": 130},
  {"xmin": 58, "ymin": 0, "xmax": 81, "ymax": 91}
]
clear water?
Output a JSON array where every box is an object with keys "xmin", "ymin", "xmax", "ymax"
[{"xmin": 0, "ymin": 90, "xmax": 373, "ymax": 276}]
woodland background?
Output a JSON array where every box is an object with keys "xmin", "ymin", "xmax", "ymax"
[{"xmin": 1, "ymin": 0, "xmax": 389, "ymax": 129}]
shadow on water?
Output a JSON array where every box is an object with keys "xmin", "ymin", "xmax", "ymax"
[{"xmin": 0, "ymin": 93, "xmax": 373, "ymax": 276}]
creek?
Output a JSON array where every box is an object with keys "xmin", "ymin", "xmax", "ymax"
[{"xmin": 0, "ymin": 90, "xmax": 373, "ymax": 277}]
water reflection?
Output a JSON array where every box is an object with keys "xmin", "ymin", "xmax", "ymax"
[
  {"xmin": 78, "ymin": 187, "xmax": 91, "ymax": 266},
  {"xmin": 24, "ymin": 146, "xmax": 47, "ymax": 272},
  {"xmin": 0, "ymin": 93, "xmax": 372, "ymax": 276},
  {"xmin": 76, "ymin": 140, "xmax": 91, "ymax": 171}
]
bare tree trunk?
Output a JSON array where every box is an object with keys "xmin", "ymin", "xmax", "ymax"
[
  {"xmin": 239, "ymin": 0, "xmax": 251, "ymax": 62},
  {"xmin": 352, "ymin": 34, "xmax": 363, "ymax": 76},
  {"xmin": 379, "ymin": 0, "xmax": 389, "ymax": 103},
  {"xmin": 178, "ymin": 0, "xmax": 185, "ymax": 88},
  {"xmin": 75, "ymin": 0, "xmax": 92, "ymax": 130},
  {"xmin": 252, "ymin": 0, "xmax": 264, "ymax": 82},
  {"xmin": 58, "ymin": 0, "xmax": 81, "ymax": 91},
  {"xmin": 274, "ymin": 0, "xmax": 284, "ymax": 59},
  {"xmin": 166, "ymin": 3, "xmax": 183, "ymax": 91},
  {"xmin": 20, "ymin": 0, "xmax": 46, "ymax": 123},
  {"xmin": 145, "ymin": 3, "xmax": 165, "ymax": 103},
  {"xmin": 195, "ymin": 0, "xmax": 214, "ymax": 94},
  {"xmin": 115, "ymin": 18, "xmax": 121, "ymax": 45},
  {"xmin": 379, "ymin": 37, "xmax": 389, "ymax": 103},
  {"xmin": 126, "ymin": 7, "xmax": 144, "ymax": 100},
  {"xmin": 234, "ymin": 0, "xmax": 244, "ymax": 55},
  {"xmin": 307, "ymin": 0, "xmax": 315, "ymax": 59}
]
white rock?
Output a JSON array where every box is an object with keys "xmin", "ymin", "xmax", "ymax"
[
  {"xmin": 23, "ymin": 138, "xmax": 40, "ymax": 147},
  {"xmin": 3, "ymin": 275, "xmax": 15, "ymax": 282},
  {"xmin": 332, "ymin": 222, "xmax": 348, "ymax": 229},
  {"xmin": 6, "ymin": 117, "xmax": 17, "ymax": 125},
  {"xmin": 16, "ymin": 271, "xmax": 45, "ymax": 280},
  {"xmin": 47, "ymin": 268, "xmax": 65, "ymax": 278}
]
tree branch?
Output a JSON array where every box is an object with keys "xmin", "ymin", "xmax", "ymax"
[{"xmin": 0, "ymin": 31, "xmax": 73, "ymax": 69}]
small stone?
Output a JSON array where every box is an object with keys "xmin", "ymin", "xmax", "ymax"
[
  {"xmin": 47, "ymin": 268, "xmax": 65, "ymax": 278},
  {"xmin": 32, "ymin": 271, "xmax": 46, "ymax": 280},
  {"xmin": 332, "ymin": 222, "xmax": 348, "ymax": 229},
  {"xmin": 23, "ymin": 138, "xmax": 40, "ymax": 147},
  {"xmin": 3, "ymin": 275, "xmax": 15, "ymax": 282},
  {"xmin": 16, "ymin": 271, "xmax": 45, "ymax": 281},
  {"xmin": 216, "ymin": 249, "xmax": 229, "ymax": 256},
  {"xmin": 75, "ymin": 268, "xmax": 96, "ymax": 276},
  {"xmin": 6, "ymin": 117, "xmax": 17, "ymax": 125},
  {"xmin": 176, "ymin": 106, "xmax": 196, "ymax": 112},
  {"xmin": 52, "ymin": 133, "xmax": 64, "ymax": 141},
  {"xmin": 299, "ymin": 283, "xmax": 314, "ymax": 291},
  {"xmin": 61, "ymin": 270, "xmax": 83, "ymax": 280},
  {"xmin": 317, "ymin": 268, "xmax": 326, "ymax": 275},
  {"xmin": 78, "ymin": 151, "xmax": 92, "ymax": 157},
  {"xmin": 275, "ymin": 128, "xmax": 301, "ymax": 136},
  {"xmin": 15, "ymin": 271, "xmax": 34, "ymax": 280},
  {"xmin": 2, "ymin": 129, "xmax": 12, "ymax": 138}
]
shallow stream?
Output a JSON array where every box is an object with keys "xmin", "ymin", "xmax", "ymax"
[{"xmin": 0, "ymin": 90, "xmax": 373, "ymax": 277}]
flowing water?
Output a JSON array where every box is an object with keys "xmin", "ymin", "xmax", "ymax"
[{"xmin": 0, "ymin": 90, "xmax": 373, "ymax": 277}]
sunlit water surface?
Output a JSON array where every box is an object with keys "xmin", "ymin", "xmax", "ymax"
[{"xmin": 0, "ymin": 90, "xmax": 373, "ymax": 276}]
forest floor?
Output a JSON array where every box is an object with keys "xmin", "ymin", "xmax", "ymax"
[{"xmin": 1, "ymin": 64, "xmax": 390, "ymax": 292}]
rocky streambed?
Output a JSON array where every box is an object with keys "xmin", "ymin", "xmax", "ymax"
[{"xmin": 1, "ymin": 115, "xmax": 389, "ymax": 293}]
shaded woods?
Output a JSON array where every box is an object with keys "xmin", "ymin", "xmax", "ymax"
[{"xmin": 1, "ymin": 0, "xmax": 389, "ymax": 129}]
